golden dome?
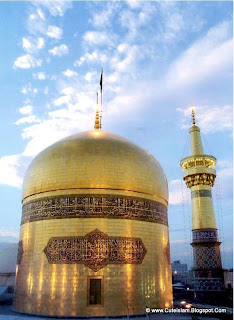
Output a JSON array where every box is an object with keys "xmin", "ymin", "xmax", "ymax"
[{"xmin": 22, "ymin": 130, "xmax": 168, "ymax": 204}]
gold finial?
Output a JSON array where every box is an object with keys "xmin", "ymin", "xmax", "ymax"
[
  {"xmin": 191, "ymin": 105, "xmax": 196, "ymax": 125},
  {"xmin": 94, "ymin": 109, "xmax": 100, "ymax": 129}
]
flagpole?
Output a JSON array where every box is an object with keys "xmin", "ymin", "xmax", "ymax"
[{"xmin": 100, "ymin": 68, "xmax": 103, "ymax": 129}]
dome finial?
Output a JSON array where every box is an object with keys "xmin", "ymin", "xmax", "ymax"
[
  {"xmin": 191, "ymin": 105, "xmax": 196, "ymax": 125},
  {"xmin": 94, "ymin": 108, "xmax": 100, "ymax": 129}
]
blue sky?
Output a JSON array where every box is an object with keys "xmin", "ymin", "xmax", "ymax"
[{"xmin": 0, "ymin": 1, "xmax": 232, "ymax": 269}]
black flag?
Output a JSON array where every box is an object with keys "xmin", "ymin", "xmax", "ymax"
[{"xmin": 100, "ymin": 69, "xmax": 103, "ymax": 92}]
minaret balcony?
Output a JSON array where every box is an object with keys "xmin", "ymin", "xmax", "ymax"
[{"xmin": 180, "ymin": 155, "xmax": 216, "ymax": 170}]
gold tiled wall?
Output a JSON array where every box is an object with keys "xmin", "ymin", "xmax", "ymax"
[
  {"xmin": 191, "ymin": 185, "xmax": 217, "ymax": 230},
  {"xmin": 13, "ymin": 217, "xmax": 172, "ymax": 316}
]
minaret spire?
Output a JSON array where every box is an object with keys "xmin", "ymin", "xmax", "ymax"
[
  {"xmin": 191, "ymin": 105, "xmax": 196, "ymax": 125},
  {"xmin": 180, "ymin": 107, "xmax": 225, "ymax": 303},
  {"xmin": 190, "ymin": 105, "xmax": 204, "ymax": 156}
]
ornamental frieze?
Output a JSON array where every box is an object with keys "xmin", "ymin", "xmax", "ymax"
[
  {"xmin": 184, "ymin": 173, "xmax": 216, "ymax": 188},
  {"xmin": 191, "ymin": 190, "xmax": 212, "ymax": 199},
  {"xmin": 192, "ymin": 229, "xmax": 218, "ymax": 243},
  {"xmin": 44, "ymin": 229, "xmax": 147, "ymax": 271},
  {"xmin": 21, "ymin": 195, "xmax": 168, "ymax": 226}
]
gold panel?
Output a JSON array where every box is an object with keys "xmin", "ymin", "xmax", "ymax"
[
  {"xmin": 191, "ymin": 185, "xmax": 217, "ymax": 230},
  {"xmin": 13, "ymin": 218, "xmax": 172, "ymax": 316},
  {"xmin": 22, "ymin": 130, "xmax": 168, "ymax": 203}
]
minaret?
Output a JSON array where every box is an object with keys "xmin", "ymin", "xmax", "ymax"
[{"xmin": 180, "ymin": 106, "xmax": 224, "ymax": 302}]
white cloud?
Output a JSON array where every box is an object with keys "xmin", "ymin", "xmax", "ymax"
[
  {"xmin": 21, "ymin": 83, "xmax": 38, "ymax": 95},
  {"xmin": 214, "ymin": 161, "xmax": 233, "ymax": 201},
  {"xmin": 33, "ymin": 72, "xmax": 46, "ymax": 80},
  {"xmin": 36, "ymin": 8, "xmax": 45, "ymax": 20},
  {"xmin": 44, "ymin": 86, "xmax": 49, "ymax": 94},
  {"xmin": 13, "ymin": 54, "xmax": 42, "ymax": 69},
  {"xmin": 61, "ymin": 87, "xmax": 75, "ymax": 96},
  {"xmin": 22, "ymin": 37, "xmax": 45, "ymax": 52},
  {"xmin": 0, "ymin": 155, "xmax": 30, "ymax": 188},
  {"xmin": 22, "ymin": 38, "xmax": 32, "ymax": 51},
  {"xmin": 15, "ymin": 115, "xmax": 40, "ymax": 125},
  {"xmin": 74, "ymin": 50, "xmax": 107, "ymax": 66},
  {"xmin": 83, "ymin": 31, "xmax": 113, "ymax": 46},
  {"xmin": 113, "ymin": 44, "xmax": 140, "ymax": 72},
  {"xmin": 34, "ymin": 1, "xmax": 72, "ymax": 17},
  {"xmin": 38, "ymin": 72, "xmax": 46, "ymax": 80},
  {"xmin": 52, "ymin": 87, "xmax": 76, "ymax": 107},
  {"xmin": 37, "ymin": 37, "xmax": 45, "ymax": 49},
  {"xmin": 47, "ymin": 25, "xmax": 62, "ymax": 39},
  {"xmin": 49, "ymin": 44, "xmax": 69, "ymax": 56},
  {"xmin": 21, "ymin": 111, "xmax": 91, "ymax": 158},
  {"xmin": 63, "ymin": 69, "xmax": 78, "ymax": 77},
  {"xmin": 0, "ymin": 230, "xmax": 19, "ymax": 239},
  {"xmin": 165, "ymin": 21, "xmax": 232, "ymax": 88},
  {"xmin": 85, "ymin": 71, "xmax": 97, "ymax": 82},
  {"xmin": 27, "ymin": 9, "xmax": 47, "ymax": 35},
  {"xmin": 19, "ymin": 105, "xmax": 33, "ymax": 115},
  {"xmin": 177, "ymin": 105, "xmax": 233, "ymax": 134},
  {"xmin": 29, "ymin": 14, "xmax": 36, "ymax": 21},
  {"xmin": 90, "ymin": 3, "xmax": 119, "ymax": 29},
  {"xmin": 53, "ymin": 95, "xmax": 70, "ymax": 107},
  {"xmin": 169, "ymin": 179, "xmax": 190, "ymax": 206}
]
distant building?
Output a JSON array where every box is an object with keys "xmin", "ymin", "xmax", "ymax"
[
  {"xmin": 223, "ymin": 269, "xmax": 233, "ymax": 289},
  {"xmin": 171, "ymin": 261, "xmax": 191, "ymax": 284},
  {"xmin": 0, "ymin": 243, "xmax": 17, "ymax": 287},
  {"xmin": 172, "ymin": 260, "xmax": 187, "ymax": 275}
]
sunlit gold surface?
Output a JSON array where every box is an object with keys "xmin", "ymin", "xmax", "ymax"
[
  {"xmin": 14, "ymin": 129, "xmax": 172, "ymax": 316},
  {"xmin": 13, "ymin": 219, "xmax": 172, "ymax": 316},
  {"xmin": 22, "ymin": 130, "xmax": 168, "ymax": 204},
  {"xmin": 191, "ymin": 185, "xmax": 217, "ymax": 230},
  {"xmin": 181, "ymin": 117, "xmax": 218, "ymax": 232},
  {"xmin": 190, "ymin": 125, "xmax": 204, "ymax": 155}
]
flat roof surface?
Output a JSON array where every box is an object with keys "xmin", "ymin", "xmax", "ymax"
[{"xmin": 0, "ymin": 304, "xmax": 226, "ymax": 320}]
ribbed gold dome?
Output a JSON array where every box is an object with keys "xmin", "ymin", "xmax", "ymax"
[{"xmin": 22, "ymin": 130, "xmax": 168, "ymax": 203}]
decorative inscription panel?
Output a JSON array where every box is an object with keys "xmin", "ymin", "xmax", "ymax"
[
  {"xmin": 44, "ymin": 229, "xmax": 147, "ymax": 271},
  {"xmin": 22, "ymin": 196, "xmax": 168, "ymax": 225},
  {"xmin": 192, "ymin": 229, "xmax": 218, "ymax": 243},
  {"xmin": 191, "ymin": 190, "xmax": 212, "ymax": 199}
]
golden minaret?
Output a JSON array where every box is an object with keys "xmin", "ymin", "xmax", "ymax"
[{"xmin": 180, "ymin": 106, "xmax": 224, "ymax": 301}]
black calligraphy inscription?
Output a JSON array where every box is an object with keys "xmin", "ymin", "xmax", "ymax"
[
  {"xmin": 22, "ymin": 196, "xmax": 168, "ymax": 226},
  {"xmin": 44, "ymin": 229, "xmax": 147, "ymax": 271}
]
